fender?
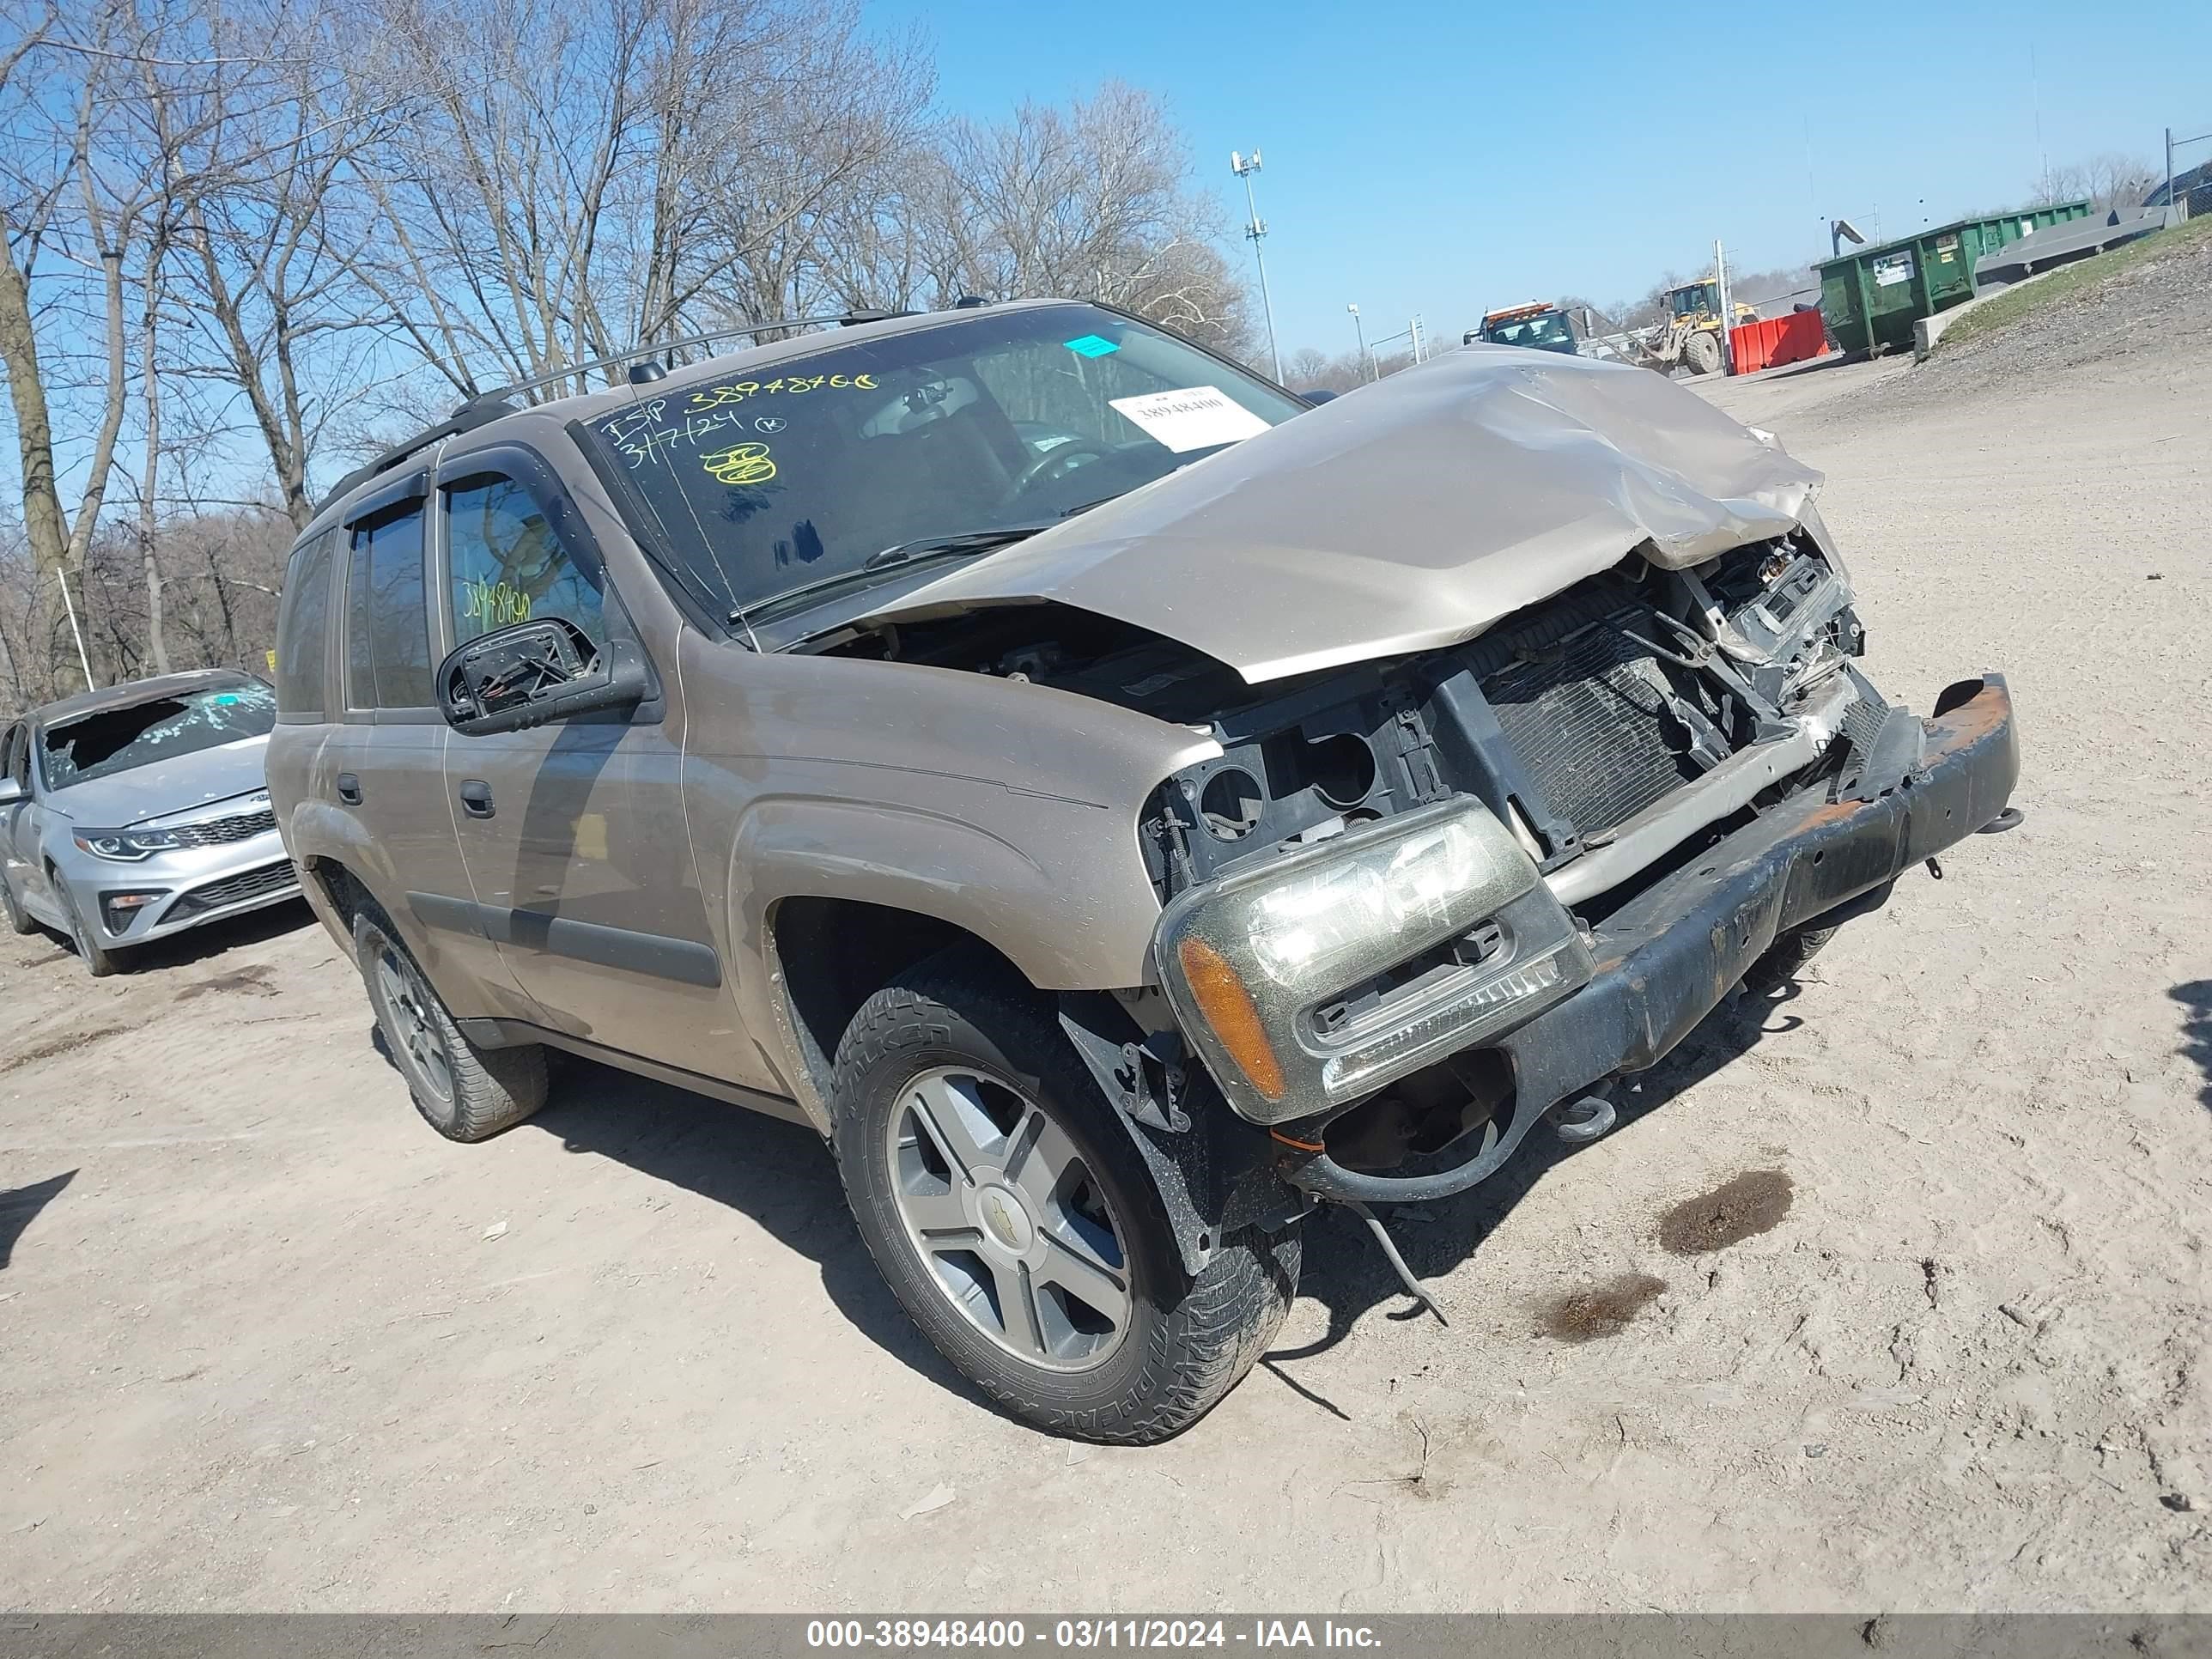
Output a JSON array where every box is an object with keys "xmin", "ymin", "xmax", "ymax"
[
  {"xmin": 725, "ymin": 793, "xmax": 1152, "ymax": 1130},
  {"xmin": 675, "ymin": 632, "xmax": 1224, "ymax": 1120},
  {"xmin": 283, "ymin": 798, "xmax": 393, "ymax": 947}
]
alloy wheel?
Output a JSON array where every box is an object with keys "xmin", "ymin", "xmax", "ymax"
[
  {"xmin": 883, "ymin": 1066, "xmax": 1133, "ymax": 1373},
  {"xmin": 376, "ymin": 943, "xmax": 456, "ymax": 1109}
]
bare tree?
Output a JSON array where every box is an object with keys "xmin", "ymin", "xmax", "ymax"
[
  {"xmin": 2037, "ymin": 153, "xmax": 2161, "ymax": 214},
  {"xmin": 934, "ymin": 84, "xmax": 1255, "ymax": 358},
  {"xmin": 0, "ymin": 3, "xmax": 137, "ymax": 696},
  {"xmin": 172, "ymin": 3, "xmax": 386, "ymax": 530}
]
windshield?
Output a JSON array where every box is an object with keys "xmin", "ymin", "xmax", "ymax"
[
  {"xmin": 41, "ymin": 681, "xmax": 276, "ymax": 789},
  {"xmin": 1486, "ymin": 313, "xmax": 1574, "ymax": 348},
  {"xmin": 583, "ymin": 304, "xmax": 1308, "ymax": 623},
  {"xmin": 1670, "ymin": 284, "xmax": 1716, "ymax": 318}
]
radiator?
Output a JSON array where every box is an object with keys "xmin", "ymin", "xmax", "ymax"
[{"xmin": 1480, "ymin": 619, "xmax": 1699, "ymax": 836}]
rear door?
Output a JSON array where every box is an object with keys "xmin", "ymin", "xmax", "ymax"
[
  {"xmin": 330, "ymin": 473, "xmax": 532, "ymax": 1018},
  {"xmin": 434, "ymin": 447, "xmax": 755, "ymax": 1083}
]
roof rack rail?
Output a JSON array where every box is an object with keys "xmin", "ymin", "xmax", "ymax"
[
  {"xmin": 317, "ymin": 398, "xmax": 521, "ymax": 515},
  {"xmin": 454, "ymin": 309, "xmax": 917, "ymax": 416},
  {"xmin": 316, "ymin": 307, "xmax": 919, "ymax": 515}
]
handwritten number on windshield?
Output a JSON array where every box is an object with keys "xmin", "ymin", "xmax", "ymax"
[{"xmin": 687, "ymin": 373, "xmax": 876, "ymax": 410}]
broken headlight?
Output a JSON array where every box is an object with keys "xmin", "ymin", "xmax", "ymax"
[{"xmin": 1153, "ymin": 799, "xmax": 1591, "ymax": 1125}]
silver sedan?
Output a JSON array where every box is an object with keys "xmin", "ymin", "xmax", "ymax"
[{"xmin": 0, "ymin": 671, "xmax": 301, "ymax": 975}]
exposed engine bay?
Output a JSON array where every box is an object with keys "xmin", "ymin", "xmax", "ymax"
[{"xmin": 824, "ymin": 528, "xmax": 1896, "ymax": 924}]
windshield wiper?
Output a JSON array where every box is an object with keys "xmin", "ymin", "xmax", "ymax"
[
  {"xmin": 729, "ymin": 524, "xmax": 1054, "ymax": 635},
  {"xmin": 862, "ymin": 524, "xmax": 1055, "ymax": 568}
]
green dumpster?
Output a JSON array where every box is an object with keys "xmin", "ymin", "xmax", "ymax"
[{"xmin": 1816, "ymin": 201, "xmax": 2092, "ymax": 354}]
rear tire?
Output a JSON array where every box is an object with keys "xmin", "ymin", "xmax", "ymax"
[
  {"xmin": 1744, "ymin": 924, "xmax": 1838, "ymax": 996},
  {"xmin": 1686, "ymin": 330, "xmax": 1723, "ymax": 376},
  {"xmin": 353, "ymin": 910, "xmax": 545, "ymax": 1141},
  {"xmin": 830, "ymin": 957, "xmax": 1300, "ymax": 1443}
]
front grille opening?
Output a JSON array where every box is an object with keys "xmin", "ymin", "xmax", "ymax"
[
  {"xmin": 167, "ymin": 860, "xmax": 296, "ymax": 921},
  {"xmin": 171, "ymin": 808, "xmax": 276, "ymax": 848}
]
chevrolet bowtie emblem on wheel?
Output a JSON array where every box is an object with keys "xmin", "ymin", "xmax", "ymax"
[{"xmin": 982, "ymin": 1192, "xmax": 1020, "ymax": 1248}]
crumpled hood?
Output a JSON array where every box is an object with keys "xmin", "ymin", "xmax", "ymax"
[
  {"xmin": 863, "ymin": 347, "xmax": 1824, "ymax": 684},
  {"xmin": 43, "ymin": 736, "xmax": 271, "ymax": 827}
]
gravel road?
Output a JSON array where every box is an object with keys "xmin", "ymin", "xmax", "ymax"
[{"xmin": 3, "ymin": 302, "xmax": 2208, "ymax": 1613}]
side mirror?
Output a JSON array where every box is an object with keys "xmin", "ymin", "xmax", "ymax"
[
  {"xmin": 0, "ymin": 776, "xmax": 21, "ymax": 807},
  {"xmin": 1297, "ymin": 388, "xmax": 1340, "ymax": 407},
  {"xmin": 436, "ymin": 617, "xmax": 649, "ymax": 737}
]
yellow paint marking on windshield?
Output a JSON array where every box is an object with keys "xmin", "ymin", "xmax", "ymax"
[
  {"xmin": 685, "ymin": 372, "xmax": 876, "ymax": 410},
  {"xmin": 700, "ymin": 441, "xmax": 777, "ymax": 486}
]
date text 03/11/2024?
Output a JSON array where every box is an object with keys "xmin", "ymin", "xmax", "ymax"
[{"xmin": 804, "ymin": 1620, "xmax": 1384, "ymax": 1650}]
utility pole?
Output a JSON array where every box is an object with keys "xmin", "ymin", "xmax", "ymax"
[
  {"xmin": 1408, "ymin": 314, "xmax": 1426, "ymax": 364},
  {"xmin": 1714, "ymin": 239, "xmax": 1735, "ymax": 378},
  {"xmin": 1230, "ymin": 150, "xmax": 1283, "ymax": 384},
  {"xmin": 2167, "ymin": 127, "xmax": 2177, "ymax": 216},
  {"xmin": 1347, "ymin": 302, "xmax": 1371, "ymax": 381}
]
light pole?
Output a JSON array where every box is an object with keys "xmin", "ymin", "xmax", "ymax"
[
  {"xmin": 1230, "ymin": 150, "xmax": 1283, "ymax": 384},
  {"xmin": 1347, "ymin": 302, "xmax": 1371, "ymax": 381}
]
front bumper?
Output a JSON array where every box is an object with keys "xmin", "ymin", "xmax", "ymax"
[
  {"xmin": 54, "ymin": 830, "xmax": 302, "ymax": 947},
  {"xmin": 1275, "ymin": 672, "xmax": 2021, "ymax": 1202}
]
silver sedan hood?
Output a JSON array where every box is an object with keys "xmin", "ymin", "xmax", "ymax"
[
  {"xmin": 42, "ymin": 736, "xmax": 272, "ymax": 827},
  {"xmin": 863, "ymin": 348, "xmax": 1824, "ymax": 684}
]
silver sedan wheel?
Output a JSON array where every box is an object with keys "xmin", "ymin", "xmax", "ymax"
[
  {"xmin": 884, "ymin": 1066, "xmax": 1133, "ymax": 1373},
  {"xmin": 375, "ymin": 943, "xmax": 456, "ymax": 1109}
]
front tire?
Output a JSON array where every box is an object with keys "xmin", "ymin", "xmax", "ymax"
[
  {"xmin": 57, "ymin": 880, "xmax": 120, "ymax": 976},
  {"xmin": 2, "ymin": 869, "xmax": 36, "ymax": 937},
  {"xmin": 830, "ymin": 958, "xmax": 1300, "ymax": 1443},
  {"xmin": 353, "ymin": 910, "xmax": 545, "ymax": 1141},
  {"xmin": 1686, "ymin": 329, "xmax": 1723, "ymax": 376}
]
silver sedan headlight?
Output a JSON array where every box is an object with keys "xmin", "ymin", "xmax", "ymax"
[
  {"xmin": 72, "ymin": 827, "xmax": 186, "ymax": 861},
  {"xmin": 1153, "ymin": 798, "xmax": 1591, "ymax": 1125}
]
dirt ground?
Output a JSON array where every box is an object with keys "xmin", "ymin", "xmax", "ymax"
[{"xmin": 3, "ymin": 305, "xmax": 2209, "ymax": 1613}]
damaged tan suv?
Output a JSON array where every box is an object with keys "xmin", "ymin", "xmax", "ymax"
[{"xmin": 267, "ymin": 300, "xmax": 2020, "ymax": 1442}]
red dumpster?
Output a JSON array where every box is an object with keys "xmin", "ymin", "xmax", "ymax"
[{"xmin": 1728, "ymin": 309, "xmax": 1828, "ymax": 374}]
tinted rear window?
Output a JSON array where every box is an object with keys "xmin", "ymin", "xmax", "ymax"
[
  {"xmin": 343, "ymin": 505, "xmax": 433, "ymax": 709},
  {"xmin": 275, "ymin": 530, "xmax": 335, "ymax": 715},
  {"xmin": 43, "ymin": 683, "xmax": 277, "ymax": 788}
]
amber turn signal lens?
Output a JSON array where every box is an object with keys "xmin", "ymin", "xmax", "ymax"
[{"xmin": 1175, "ymin": 935, "xmax": 1287, "ymax": 1103}]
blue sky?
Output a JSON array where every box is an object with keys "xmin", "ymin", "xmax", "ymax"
[{"xmin": 870, "ymin": 0, "xmax": 2211, "ymax": 357}]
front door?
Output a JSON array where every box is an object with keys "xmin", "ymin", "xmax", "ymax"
[{"xmin": 434, "ymin": 459, "xmax": 751, "ymax": 1083}]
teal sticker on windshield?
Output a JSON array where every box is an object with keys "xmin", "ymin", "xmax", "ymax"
[{"xmin": 1064, "ymin": 334, "xmax": 1119, "ymax": 357}]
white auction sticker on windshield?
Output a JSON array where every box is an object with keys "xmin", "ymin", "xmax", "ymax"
[{"xmin": 1109, "ymin": 386, "xmax": 1272, "ymax": 453}]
